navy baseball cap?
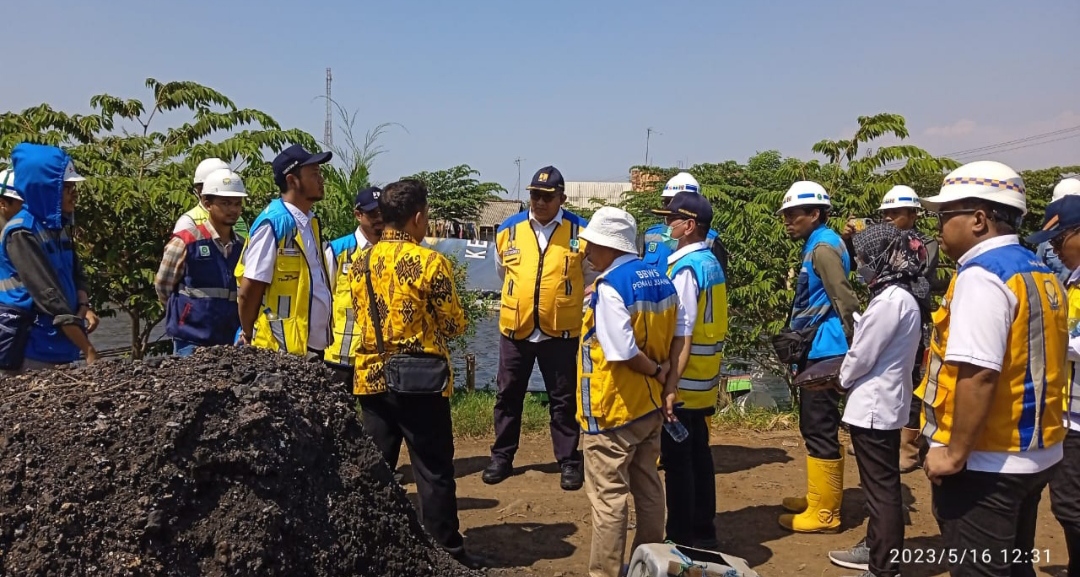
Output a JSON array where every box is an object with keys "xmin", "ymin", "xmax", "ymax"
[
  {"xmin": 355, "ymin": 186, "xmax": 382, "ymax": 212},
  {"xmin": 526, "ymin": 166, "xmax": 565, "ymax": 193},
  {"xmin": 652, "ymin": 190, "xmax": 713, "ymax": 226},
  {"xmin": 1026, "ymin": 195, "xmax": 1080, "ymax": 245},
  {"xmin": 272, "ymin": 144, "xmax": 333, "ymax": 187}
]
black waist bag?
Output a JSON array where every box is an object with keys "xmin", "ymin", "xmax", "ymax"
[
  {"xmin": 769, "ymin": 325, "xmax": 818, "ymax": 367},
  {"xmin": 363, "ymin": 250, "xmax": 450, "ymax": 395},
  {"xmin": 0, "ymin": 304, "xmax": 35, "ymax": 370}
]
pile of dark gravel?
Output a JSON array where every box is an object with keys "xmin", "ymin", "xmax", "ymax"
[{"xmin": 0, "ymin": 346, "xmax": 484, "ymax": 577}]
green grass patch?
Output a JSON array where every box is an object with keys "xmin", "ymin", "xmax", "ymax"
[
  {"xmin": 450, "ymin": 390, "xmax": 550, "ymax": 438},
  {"xmin": 712, "ymin": 406, "xmax": 800, "ymax": 431}
]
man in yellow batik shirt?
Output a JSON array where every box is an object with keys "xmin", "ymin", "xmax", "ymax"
[{"xmin": 349, "ymin": 178, "xmax": 486, "ymax": 571}]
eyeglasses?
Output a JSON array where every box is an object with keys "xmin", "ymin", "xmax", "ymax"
[
  {"xmin": 929, "ymin": 209, "xmax": 978, "ymax": 231},
  {"xmin": 1050, "ymin": 228, "xmax": 1080, "ymax": 251}
]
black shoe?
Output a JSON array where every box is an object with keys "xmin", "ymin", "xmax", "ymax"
[
  {"xmin": 560, "ymin": 462, "xmax": 583, "ymax": 491},
  {"xmin": 452, "ymin": 550, "xmax": 490, "ymax": 570},
  {"xmin": 481, "ymin": 460, "xmax": 512, "ymax": 485}
]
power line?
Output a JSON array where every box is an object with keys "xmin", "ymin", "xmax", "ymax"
[
  {"xmin": 950, "ymin": 132, "xmax": 1080, "ymax": 161},
  {"xmin": 882, "ymin": 124, "xmax": 1080, "ymax": 170}
]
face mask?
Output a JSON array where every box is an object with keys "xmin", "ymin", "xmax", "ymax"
[{"xmin": 659, "ymin": 225, "xmax": 682, "ymax": 249}]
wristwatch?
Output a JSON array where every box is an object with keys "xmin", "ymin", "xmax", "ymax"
[{"xmin": 651, "ymin": 362, "xmax": 662, "ymax": 378}]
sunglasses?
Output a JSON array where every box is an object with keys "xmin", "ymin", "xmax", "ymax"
[
  {"xmin": 929, "ymin": 209, "xmax": 979, "ymax": 231},
  {"xmin": 529, "ymin": 190, "xmax": 560, "ymax": 203}
]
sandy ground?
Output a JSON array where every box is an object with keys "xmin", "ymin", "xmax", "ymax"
[{"xmin": 397, "ymin": 428, "xmax": 1070, "ymax": 577}]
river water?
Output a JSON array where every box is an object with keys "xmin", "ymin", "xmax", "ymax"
[{"xmin": 91, "ymin": 312, "xmax": 791, "ymax": 406}]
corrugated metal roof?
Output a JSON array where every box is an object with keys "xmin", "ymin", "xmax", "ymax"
[
  {"xmin": 564, "ymin": 181, "xmax": 632, "ymax": 209},
  {"xmin": 477, "ymin": 199, "xmax": 526, "ymax": 228}
]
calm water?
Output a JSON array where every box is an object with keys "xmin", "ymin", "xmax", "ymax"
[{"xmin": 92, "ymin": 312, "xmax": 791, "ymax": 406}]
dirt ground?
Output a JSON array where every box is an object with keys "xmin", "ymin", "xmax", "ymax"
[{"xmin": 396, "ymin": 428, "xmax": 1070, "ymax": 577}]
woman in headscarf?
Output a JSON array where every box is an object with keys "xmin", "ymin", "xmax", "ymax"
[{"xmin": 826, "ymin": 223, "xmax": 929, "ymax": 577}]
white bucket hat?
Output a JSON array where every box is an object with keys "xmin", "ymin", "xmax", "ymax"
[
  {"xmin": 200, "ymin": 169, "xmax": 248, "ymax": 198},
  {"xmin": 0, "ymin": 169, "xmax": 23, "ymax": 201},
  {"xmin": 921, "ymin": 160, "xmax": 1027, "ymax": 215},
  {"xmin": 580, "ymin": 206, "xmax": 639, "ymax": 254}
]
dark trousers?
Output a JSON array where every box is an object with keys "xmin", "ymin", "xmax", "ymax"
[
  {"xmin": 660, "ymin": 409, "xmax": 716, "ymax": 546},
  {"xmin": 1051, "ymin": 430, "xmax": 1080, "ymax": 577},
  {"xmin": 850, "ymin": 427, "xmax": 903, "ymax": 577},
  {"xmin": 359, "ymin": 392, "xmax": 464, "ymax": 554},
  {"xmin": 932, "ymin": 464, "xmax": 1057, "ymax": 577},
  {"xmin": 798, "ymin": 357, "xmax": 842, "ymax": 459},
  {"xmin": 491, "ymin": 335, "xmax": 582, "ymax": 466}
]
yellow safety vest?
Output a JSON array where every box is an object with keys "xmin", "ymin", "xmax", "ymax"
[
  {"xmin": 496, "ymin": 211, "xmax": 588, "ymax": 340},
  {"xmin": 235, "ymin": 199, "xmax": 330, "ymax": 356},
  {"xmin": 917, "ymin": 243, "xmax": 1066, "ymax": 452},
  {"xmin": 1065, "ymin": 281, "xmax": 1080, "ymax": 429},
  {"xmin": 667, "ymin": 248, "xmax": 728, "ymax": 411},
  {"xmin": 324, "ymin": 232, "xmax": 366, "ymax": 366},
  {"xmin": 182, "ymin": 203, "xmax": 249, "ymax": 239},
  {"xmin": 577, "ymin": 259, "xmax": 678, "ymax": 433}
]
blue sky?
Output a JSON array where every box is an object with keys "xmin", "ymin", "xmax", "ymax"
[{"xmin": 5, "ymin": 0, "xmax": 1078, "ymax": 195}]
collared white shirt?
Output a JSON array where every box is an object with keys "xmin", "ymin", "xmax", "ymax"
[
  {"xmin": 241, "ymin": 201, "xmax": 332, "ymax": 351},
  {"xmin": 594, "ymin": 254, "xmax": 644, "ymax": 361},
  {"xmin": 324, "ymin": 228, "xmax": 373, "ymax": 291},
  {"xmin": 839, "ymin": 285, "xmax": 921, "ymax": 430},
  {"xmin": 930, "ymin": 234, "xmax": 1062, "ymax": 473},
  {"xmin": 667, "ymin": 241, "xmax": 707, "ymax": 338}
]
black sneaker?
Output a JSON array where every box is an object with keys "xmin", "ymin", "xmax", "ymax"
[
  {"xmin": 560, "ymin": 462, "xmax": 584, "ymax": 491},
  {"xmin": 481, "ymin": 460, "xmax": 512, "ymax": 485},
  {"xmin": 828, "ymin": 538, "xmax": 870, "ymax": 571}
]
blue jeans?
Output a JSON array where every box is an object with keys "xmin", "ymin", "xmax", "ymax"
[{"xmin": 173, "ymin": 339, "xmax": 199, "ymax": 357}]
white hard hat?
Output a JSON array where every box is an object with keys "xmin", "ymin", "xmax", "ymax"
[
  {"xmin": 921, "ymin": 160, "xmax": 1027, "ymax": 216},
  {"xmin": 662, "ymin": 172, "xmax": 700, "ymax": 198},
  {"xmin": 194, "ymin": 158, "xmax": 230, "ymax": 184},
  {"xmin": 878, "ymin": 185, "xmax": 921, "ymax": 211},
  {"xmin": 1051, "ymin": 177, "xmax": 1080, "ymax": 203},
  {"xmin": 200, "ymin": 169, "xmax": 248, "ymax": 198},
  {"xmin": 0, "ymin": 169, "xmax": 23, "ymax": 201},
  {"xmin": 777, "ymin": 181, "xmax": 831, "ymax": 214},
  {"xmin": 63, "ymin": 161, "xmax": 85, "ymax": 182}
]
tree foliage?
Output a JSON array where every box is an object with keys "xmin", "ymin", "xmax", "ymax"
[
  {"xmin": 317, "ymin": 98, "xmax": 406, "ymax": 241},
  {"xmin": 405, "ymin": 164, "xmax": 504, "ymax": 225},
  {"xmin": 0, "ymin": 78, "xmax": 318, "ymax": 358}
]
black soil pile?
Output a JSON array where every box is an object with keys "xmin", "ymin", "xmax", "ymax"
[{"xmin": 0, "ymin": 347, "xmax": 484, "ymax": 577}]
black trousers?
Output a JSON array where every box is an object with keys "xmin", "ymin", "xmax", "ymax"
[
  {"xmin": 798, "ymin": 357, "xmax": 842, "ymax": 459},
  {"xmin": 932, "ymin": 464, "xmax": 1057, "ymax": 577},
  {"xmin": 850, "ymin": 427, "xmax": 903, "ymax": 577},
  {"xmin": 1051, "ymin": 430, "xmax": 1080, "ymax": 577},
  {"xmin": 491, "ymin": 335, "xmax": 582, "ymax": 467},
  {"xmin": 359, "ymin": 392, "xmax": 465, "ymax": 554},
  {"xmin": 660, "ymin": 409, "xmax": 716, "ymax": 546}
]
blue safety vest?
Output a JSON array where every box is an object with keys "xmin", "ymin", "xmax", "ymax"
[
  {"xmin": 792, "ymin": 224, "xmax": 851, "ymax": 360},
  {"xmin": 165, "ymin": 223, "xmax": 242, "ymax": 346}
]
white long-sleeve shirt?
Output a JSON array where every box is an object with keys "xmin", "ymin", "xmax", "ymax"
[{"xmin": 839, "ymin": 285, "xmax": 922, "ymax": 430}]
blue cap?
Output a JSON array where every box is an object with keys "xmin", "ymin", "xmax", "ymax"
[
  {"xmin": 526, "ymin": 166, "xmax": 565, "ymax": 193},
  {"xmin": 652, "ymin": 190, "xmax": 713, "ymax": 226},
  {"xmin": 355, "ymin": 186, "xmax": 382, "ymax": 212},
  {"xmin": 272, "ymin": 144, "xmax": 333, "ymax": 188},
  {"xmin": 1026, "ymin": 195, "xmax": 1080, "ymax": 245}
]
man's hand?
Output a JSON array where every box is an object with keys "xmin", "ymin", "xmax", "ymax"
[
  {"xmin": 82, "ymin": 308, "xmax": 99, "ymax": 334},
  {"xmin": 841, "ymin": 217, "xmax": 858, "ymax": 240},
  {"xmin": 662, "ymin": 382, "xmax": 678, "ymax": 422},
  {"xmin": 656, "ymin": 360, "xmax": 670, "ymax": 385},
  {"xmin": 85, "ymin": 346, "xmax": 99, "ymax": 366},
  {"xmin": 923, "ymin": 446, "xmax": 965, "ymax": 485}
]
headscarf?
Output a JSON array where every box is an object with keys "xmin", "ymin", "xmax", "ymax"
[{"xmin": 852, "ymin": 223, "xmax": 931, "ymax": 318}]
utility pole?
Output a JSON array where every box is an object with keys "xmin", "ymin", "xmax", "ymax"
[
  {"xmin": 324, "ymin": 68, "xmax": 333, "ymax": 148},
  {"xmin": 513, "ymin": 157, "xmax": 524, "ymax": 201},
  {"xmin": 645, "ymin": 127, "xmax": 660, "ymax": 166}
]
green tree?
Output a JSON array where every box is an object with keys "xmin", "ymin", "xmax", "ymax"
[
  {"xmin": 406, "ymin": 164, "xmax": 504, "ymax": 226},
  {"xmin": 0, "ymin": 79, "xmax": 318, "ymax": 358},
  {"xmin": 317, "ymin": 98, "xmax": 406, "ymax": 240}
]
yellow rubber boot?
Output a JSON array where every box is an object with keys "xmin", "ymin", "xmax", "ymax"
[{"xmin": 778, "ymin": 454, "xmax": 843, "ymax": 533}]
